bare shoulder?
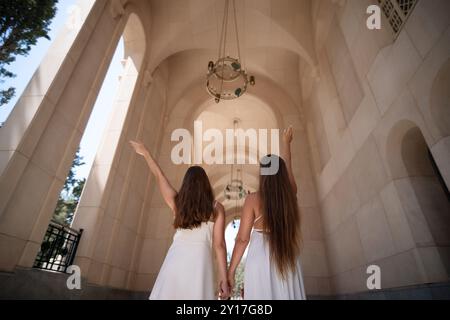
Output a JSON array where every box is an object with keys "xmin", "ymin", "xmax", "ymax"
[
  {"xmin": 212, "ymin": 201, "xmax": 225, "ymax": 223},
  {"xmin": 245, "ymin": 192, "xmax": 260, "ymax": 206}
]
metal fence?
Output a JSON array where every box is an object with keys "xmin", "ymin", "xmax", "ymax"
[{"xmin": 33, "ymin": 220, "xmax": 83, "ymax": 273}]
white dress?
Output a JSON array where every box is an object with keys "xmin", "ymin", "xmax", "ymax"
[
  {"xmin": 244, "ymin": 217, "xmax": 306, "ymax": 300},
  {"xmin": 149, "ymin": 221, "xmax": 215, "ymax": 300}
]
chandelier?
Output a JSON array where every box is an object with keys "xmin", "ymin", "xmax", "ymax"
[
  {"xmin": 225, "ymin": 166, "xmax": 249, "ymax": 222},
  {"xmin": 224, "ymin": 168, "xmax": 249, "ymax": 201},
  {"xmin": 206, "ymin": 0, "xmax": 255, "ymax": 103},
  {"xmin": 231, "ymin": 216, "xmax": 240, "ymax": 229},
  {"xmin": 224, "ymin": 119, "xmax": 250, "ymax": 201}
]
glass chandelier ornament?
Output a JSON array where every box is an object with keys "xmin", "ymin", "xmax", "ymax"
[
  {"xmin": 206, "ymin": 0, "xmax": 255, "ymax": 103},
  {"xmin": 224, "ymin": 168, "xmax": 248, "ymax": 201},
  {"xmin": 231, "ymin": 216, "xmax": 240, "ymax": 229},
  {"xmin": 224, "ymin": 120, "xmax": 250, "ymax": 201}
]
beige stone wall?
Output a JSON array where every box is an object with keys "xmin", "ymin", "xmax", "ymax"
[{"xmin": 306, "ymin": 0, "xmax": 450, "ymax": 294}]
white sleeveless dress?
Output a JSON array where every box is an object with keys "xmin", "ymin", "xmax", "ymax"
[
  {"xmin": 149, "ymin": 220, "xmax": 215, "ymax": 300},
  {"xmin": 244, "ymin": 216, "xmax": 306, "ymax": 300}
]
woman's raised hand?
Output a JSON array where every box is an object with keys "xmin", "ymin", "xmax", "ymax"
[
  {"xmin": 282, "ymin": 126, "xmax": 294, "ymax": 144},
  {"xmin": 129, "ymin": 140, "xmax": 148, "ymax": 157}
]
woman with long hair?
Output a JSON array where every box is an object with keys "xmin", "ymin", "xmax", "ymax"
[
  {"xmin": 227, "ymin": 127, "xmax": 306, "ymax": 299},
  {"xmin": 130, "ymin": 141, "xmax": 229, "ymax": 300}
]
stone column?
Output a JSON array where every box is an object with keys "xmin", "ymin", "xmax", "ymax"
[
  {"xmin": 0, "ymin": 0, "xmax": 127, "ymax": 272},
  {"xmin": 70, "ymin": 57, "xmax": 140, "ymax": 286},
  {"xmin": 71, "ymin": 60, "xmax": 169, "ymax": 290}
]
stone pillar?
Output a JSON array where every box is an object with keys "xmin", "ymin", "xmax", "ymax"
[
  {"xmin": 71, "ymin": 57, "xmax": 140, "ymax": 286},
  {"xmin": 0, "ymin": 0, "xmax": 127, "ymax": 272},
  {"xmin": 71, "ymin": 63, "xmax": 171, "ymax": 290}
]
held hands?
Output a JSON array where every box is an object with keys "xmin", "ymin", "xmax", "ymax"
[
  {"xmin": 129, "ymin": 140, "xmax": 149, "ymax": 157},
  {"xmin": 227, "ymin": 271, "xmax": 236, "ymax": 294},
  {"xmin": 218, "ymin": 279, "xmax": 231, "ymax": 300}
]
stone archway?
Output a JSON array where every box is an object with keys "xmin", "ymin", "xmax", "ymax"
[{"xmin": 386, "ymin": 120, "xmax": 450, "ymax": 283}]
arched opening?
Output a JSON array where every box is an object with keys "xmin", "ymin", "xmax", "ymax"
[
  {"xmin": 400, "ymin": 127, "xmax": 450, "ymax": 246},
  {"xmin": 33, "ymin": 11, "xmax": 147, "ymax": 279},
  {"xmin": 224, "ymin": 216, "xmax": 247, "ymax": 300},
  {"xmin": 387, "ymin": 121, "xmax": 450, "ymax": 281}
]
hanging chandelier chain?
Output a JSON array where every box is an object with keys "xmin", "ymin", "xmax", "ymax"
[
  {"xmin": 218, "ymin": 0, "xmax": 230, "ymax": 98},
  {"xmin": 229, "ymin": 118, "xmax": 237, "ymax": 185},
  {"xmin": 218, "ymin": 0, "xmax": 229, "ymax": 61},
  {"xmin": 232, "ymin": 0, "xmax": 242, "ymax": 64},
  {"xmin": 230, "ymin": 162, "xmax": 234, "ymax": 184},
  {"xmin": 207, "ymin": 0, "xmax": 255, "ymax": 103}
]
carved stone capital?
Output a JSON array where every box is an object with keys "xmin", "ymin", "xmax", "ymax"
[{"xmin": 110, "ymin": 0, "xmax": 125, "ymax": 20}]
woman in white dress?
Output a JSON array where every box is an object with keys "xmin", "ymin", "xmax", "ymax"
[
  {"xmin": 130, "ymin": 141, "xmax": 230, "ymax": 300},
  {"xmin": 227, "ymin": 127, "xmax": 306, "ymax": 300}
]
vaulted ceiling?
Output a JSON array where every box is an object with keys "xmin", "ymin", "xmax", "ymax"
[{"xmin": 123, "ymin": 0, "xmax": 321, "ymax": 215}]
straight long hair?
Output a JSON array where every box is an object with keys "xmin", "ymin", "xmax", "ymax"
[
  {"xmin": 259, "ymin": 155, "xmax": 301, "ymax": 278},
  {"xmin": 173, "ymin": 166, "xmax": 215, "ymax": 229}
]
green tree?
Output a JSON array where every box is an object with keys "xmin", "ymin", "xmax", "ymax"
[
  {"xmin": 53, "ymin": 149, "xmax": 86, "ymax": 226},
  {"xmin": 233, "ymin": 262, "xmax": 245, "ymax": 299},
  {"xmin": 0, "ymin": 0, "xmax": 58, "ymax": 106}
]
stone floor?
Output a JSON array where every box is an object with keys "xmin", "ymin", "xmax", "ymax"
[
  {"xmin": 329, "ymin": 282, "xmax": 450, "ymax": 300},
  {"xmin": 0, "ymin": 268, "xmax": 147, "ymax": 300},
  {"xmin": 1, "ymin": 268, "xmax": 449, "ymax": 300}
]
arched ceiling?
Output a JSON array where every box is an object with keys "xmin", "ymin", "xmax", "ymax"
[
  {"xmin": 162, "ymin": 48, "xmax": 304, "ymax": 115},
  {"xmin": 122, "ymin": 0, "xmax": 318, "ymax": 110},
  {"xmin": 146, "ymin": 0, "xmax": 317, "ymax": 73},
  {"xmin": 123, "ymin": 0, "xmax": 316, "ymax": 118},
  {"xmin": 142, "ymin": 0, "xmax": 315, "ymax": 111},
  {"xmin": 122, "ymin": 0, "xmax": 317, "ymax": 215}
]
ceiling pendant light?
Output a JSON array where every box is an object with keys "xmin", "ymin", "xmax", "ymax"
[
  {"xmin": 206, "ymin": 0, "xmax": 255, "ymax": 103},
  {"xmin": 224, "ymin": 119, "xmax": 250, "ymax": 201}
]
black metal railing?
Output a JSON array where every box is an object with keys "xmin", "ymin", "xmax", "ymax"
[{"xmin": 33, "ymin": 220, "xmax": 83, "ymax": 273}]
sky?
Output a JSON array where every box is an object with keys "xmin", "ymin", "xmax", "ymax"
[
  {"xmin": 0, "ymin": 0, "xmax": 125, "ymax": 180},
  {"xmin": 225, "ymin": 218, "xmax": 248, "ymax": 261}
]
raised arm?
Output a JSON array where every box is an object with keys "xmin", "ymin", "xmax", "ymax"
[
  {"xmin": 212, "ymin": 202, "xmax": 230, "ymax": 299},
  {"xmin": 227, "ymin": 194, "xmax": 256, "ymax": 289},
  {"xmin": 130, "ymin": 141, "xmax": 177, "ymax": 212},
  {"xmin": 281, "ymin": 126, "xmax": 298, "ymax": 195}
]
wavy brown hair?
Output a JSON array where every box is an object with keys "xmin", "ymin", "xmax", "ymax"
[
  {"xmin": 173, "ymin": 166, "xmax": 215, "ymax": 229},
  {"xmin": 259, "ymin": 155, "xmax": 301, "ymax": 278}
]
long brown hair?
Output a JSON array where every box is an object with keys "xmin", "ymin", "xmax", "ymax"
[
  {"xmin": 173, "ymin": 166, "xmax": 215, "ymax": 229},
  {"xmin": 259, "ymin": 155, "xmax": 301, "ymax": 278}
]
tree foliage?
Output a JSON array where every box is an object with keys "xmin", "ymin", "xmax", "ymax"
[
  {"xmin": 53, "ymin": 149, "xmax": 85, "ymax": 226},
  {"xmin": 232, "ymin": 262, "xmax": 245, "ymax": 299},
  {"xmin": 0, "ymin": 0, "xmax": 58, "ymax": 106}
]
